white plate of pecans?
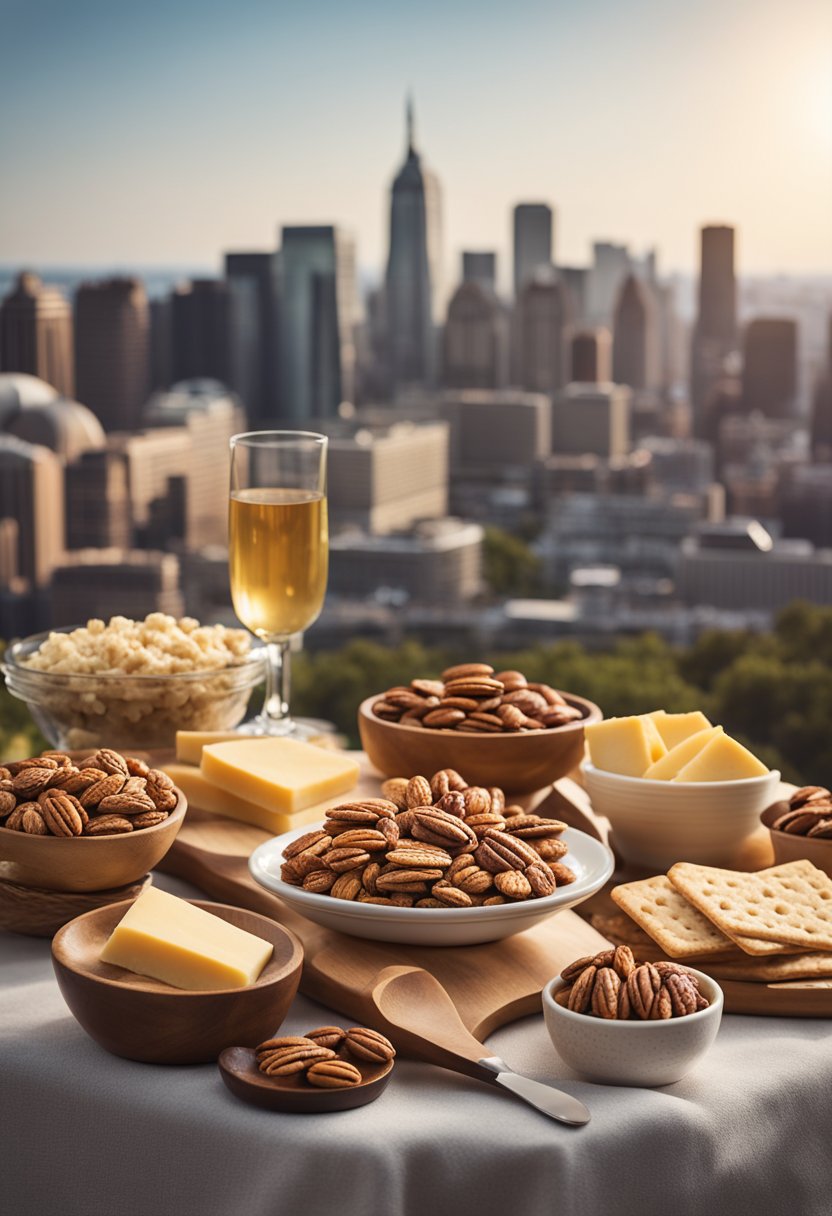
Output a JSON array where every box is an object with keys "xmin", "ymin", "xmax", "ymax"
[{"xmin": 250, "ymin": 822, "xmax": 614, "ymax": 947}]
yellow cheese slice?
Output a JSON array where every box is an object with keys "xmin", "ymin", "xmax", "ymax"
[
  {"xmin": 584, "ymin": 717, "xmax": 654, "ymax": 777},
  {"xmin": 161, "ymin": 763, "xmax": 326, "ymax": 834},
  {"xmin": 642, "ymin": 726, "xmax": 722, "ymax": 780},
  {"xmin": 639, "ymin": 715, "xmax": 668, "ymax": 764},
  {"xmin": 673, "ymin": 732, "xmax": 769, "ymax": 782},
  {"xmin": 649, "ymin": 710, "xmax": 713, "ymax": 750},
  {"xmin": 99, "ymin": 887, "xmax": 273, "ymax": 990},
  {"xmin": 201, "ymin": 738, "xmax": 360, "ymax": 814},
  {"xmin": 176, "ymin": 731, "xmax": 251, "ymax": 765}
]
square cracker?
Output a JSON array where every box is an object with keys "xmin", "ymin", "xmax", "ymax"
[
  {"xmin": 668, "ymin": 859, "xmax": 832, "ymax": 952},
  {"xmin": 611, "ymin": 875, "xmax": 736, "ymax": 958},
  {"xmin": 704, "ymin": 952, "xmax": 832, "ymax": 983}
]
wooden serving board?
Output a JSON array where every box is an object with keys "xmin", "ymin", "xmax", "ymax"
[{"xmin": 158, "ymin": 756, "xmax": 832, "ymax": 1024}]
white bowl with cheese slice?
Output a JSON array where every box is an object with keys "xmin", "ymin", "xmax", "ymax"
[{"xmin": 250, "ymin": 824, "xmax": 614, "ymax": 947}]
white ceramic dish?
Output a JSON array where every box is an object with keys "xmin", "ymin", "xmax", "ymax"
[
  {"xmin": 542, "ymin": 968, "xmax": 724, "ymax": 1087},
  {"xmin": 582, "ymin": 761, "xmax": 781, "ymax": 870},
  {"xmin": 249, "ymin": 824, "xmax": 614, "ymax": 947}
]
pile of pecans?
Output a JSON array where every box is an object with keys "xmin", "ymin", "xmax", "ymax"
[
  {"xmin": 768, "ymin": 786, "xmax": 832, "ymax": 839},
  {"xmin": 371, "ymin": 663, "xmax": 584, "ymax": 733},
  {"xmin": 280, "ymin": 769, "xmax": 576, "ymax": 908},
  {"xmin": 256, "ymin": 1025, "xmax": 396, "ymax": 1089},
  {"xmin": 0, "ymin": 749, "xmax": 178, "ymax": 837},
  {"xmin": 556, "ymin": 948, "xmax": 710, "ymax": 1020}
]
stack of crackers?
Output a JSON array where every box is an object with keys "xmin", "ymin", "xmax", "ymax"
[{"xmin": 604, "ymin": 859, "xmax": 832, "ymax": 984}]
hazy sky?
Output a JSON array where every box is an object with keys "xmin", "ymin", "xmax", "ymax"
[{"xmin": 2, "ymin": 0, "xmax": 831, "ymax": 284}]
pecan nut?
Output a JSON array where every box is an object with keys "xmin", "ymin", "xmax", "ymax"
[
  {"xmin": 40, "ymin": 790, "xmax": 85, "ymax": 837},
  {"xmin": 306, "ymin": 1060, "xmax": 362, "ymax": 1088},
  {"xmin": 627, "ymin": 963, "xmax": 662, "ymax": 1020},
  {"xmin": 591, "ymin": 967, "xmax": 621, "ymax": 1019},
  {"xmin": 344, "ymin": 1027, "xmax": 396, "ymax": 1062},
  {"xmin": 84, "ymin": 814, "xmax": 134, "ymax": 836}
]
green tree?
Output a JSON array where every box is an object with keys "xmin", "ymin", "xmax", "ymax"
[{"xmin": 481, "ymin": 526, "xmax": 544, "ymax": 597}]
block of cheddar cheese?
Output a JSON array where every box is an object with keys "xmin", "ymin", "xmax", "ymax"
[
  {"xmin": 584, "ymin": 717, "xmax": 654, "ymax": 778},
  {"xmin": 649, "ymin": 710, "xmax": 713, "ymax": 751},
  {"xmin": 201, "ymin": 738, "xmax": 360, "ymax": 815},
  {"xmin": 642, "ymin": 726, "xmax": 721, "ymax": 780},
  {"xmin": 639, "ymin": 715, "xmax": 668, "ymax": 764},
  {"xmin": 175, "ymin": 731, "xmax": 252, "ymax": 765},
  {"xmin": 161, "ymin": 763, "xmax": 326, "ymax": 835},
  {"xmin": 673, "ymin": 732, "xmax": 769, "ymax": 782},
  {"xmin": 99, "ymin": 887, "xmax": 273, "ymax": 990}
]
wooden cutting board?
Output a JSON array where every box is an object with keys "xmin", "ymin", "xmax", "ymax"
[{"xmin": 158, "ymin": 757, "xmax": 832, "ymax": 1023}]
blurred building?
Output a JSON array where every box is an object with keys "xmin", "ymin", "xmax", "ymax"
[
  {"xmin": 279, "ymin": 225, "xmax": 357, "ymax": 421},
  {"xmin": 329, "ymin": 519, "xmax": 482, "ymax": 605},
  {"xmin": 0, "ymin": 434, "xmax": 64, "ymax": 591},
  {"xmin": 441, "ymin": 389, "xmax": 551, "ymax": 477},
  {"xmin": 65, "ymin": 448, "xmax": 133, "ymax": 550},
  {"xmin": 558, "ymin": 267, "xmax": 588, "ymax": 327},
  {"xmin": 551, "ymin": 383, "xmax": 631, "ymax": 459},
  {"xmin": 742, "ymin": 318, "xmax": 798, "ymax": 418},
  {"xmin": 691, "ymin": 225, "xmax": 737, "ymax": 436},
  {"xmin": 781, "ymin": 465, "xmax": 832, "ymax": 548},
  {"xmin": 49, "ymin": 551, "xmax": 183, "ymax": 623},
  {"xmin": 587, "ymin": 242, "xmax": 630, "ymax": 327},
  {"xmin": 515, "ymin": 272, "xmax": 571, "ymax": 396},
  {"xmin": 462, "ymin": 252, "xmax": 496, "ymax": 293},
  {"xmin": 171, "ymin": 280, "xmax": 231, "ymax": 385},
  {"xmin": 513, "ymin": 204, "xmax": 553, "ymax": 298},
  {"xmin": 612, "ymin": 274, "xmax": 660, "ymax": 391},
  {"xmin": 639, "ymin": 437, "xmax": 714, "ymax": 496},
  {"xmin": 149, "ymin": 297, "xmax": 173, "ymax": 391},
  {"xmin": 74, "ymin": 277, "xmax": 150, "ymax": 432},
  {"xmin": 442, "ymin": 282, "xmax": 508, "ymax": 389},
  {"xmin": 570, "ymin": 329, "xmax": 611, "ymax": 383},
  {"xmin": 811, "ymin": 317, "xmax": 832, "ymax": 460},
  {"xmin": 318, "ymin": 416, "xmax": 449, "ymax": 533},
  {"xmin": 678, "ymin": 520, "xmax": 832, "ymax": 610},
  {"xmin": 0, "ymin": 272, "xmax": 75, "ymax": 397},
  {"xmin": 2, "ymin": 389, "xmax": 105, "ymax": 463},
  {"xmin": 385, "ymin": 100, "xmax": 442, "ymax": 394},
  {"xmin": 225, "ymin": 251, "xmax": 279, "ymax": 422}
]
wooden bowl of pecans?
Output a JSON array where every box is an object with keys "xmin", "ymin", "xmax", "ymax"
[
  {"xmin": 358, "ymin": 663, "xmax": 601, "ymax": 795},
  {"xmin": 761, "ymin": 786, "xmax": 832, "ymax": 878},
  {"xmin": 0, "ymin": 749, "xmax": 186, "ymax": 893}
]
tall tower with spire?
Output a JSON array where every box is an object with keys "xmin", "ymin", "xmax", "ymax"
[{"xmin": 383, "ymin": 97, "xmax": 442, "ymax": 395}]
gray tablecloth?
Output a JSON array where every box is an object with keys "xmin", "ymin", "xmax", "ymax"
[{"xmin": 2, "ymin": 873, "xmax": 831, "ymax": 1216}]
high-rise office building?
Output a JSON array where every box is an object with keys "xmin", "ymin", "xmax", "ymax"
[
  {"xmin": 811, "ymin": 316, "xmax": 832, "ymax": 460},
  {"xmin": 74, "ymin": 278, "xmax": 150, "ymax": 432},
  {"xmin": 0, "ymin": 434, "xmax": 64, "ymax": 589},
  {"xmin": 612, "ymin": 274, "xmax": 660, "ymax": 391},
  {"xmin": 551, "ymin": 383, "xmax": 631, "ymax": 459},
  {"xmin": 558, "ymin": 267, "xmax": 588, "ymax": 326},
  {"xmin": 570, "ymin": 329, "xmax": 611, "ymax": 383},
  {"xmin": 512, "ymin": 204, "xmax": 553, "ymax": 299},
  {"xmin": 515, "ymin": 273, "xmax": 571, "ymax": 396},
  {"xmin": 442, "ymin": 390, "xmax": 551, "ymax": 477},
  {"xmin": 691, "ymin": 225, "xmax": 738, "ymax": 435},
  {"xmin": 278, "ymin": 226, "xmax": 357, "ymax": 421},
  {"xmin": 443, "ymin": 282, "xmax": 508, "ymax": 390},
  {"xmin": 462, "ymin": 252, "xmax": 497, "ymax": 293},
  {"xmin": 225, "ymin": 251, "xmax": 279, "ymax": 422},
  {"xmin": 65, "ymin": 448, "xmax": 133, "ymax": 550},
  {"xmin": 171, "ymin": 280, "xmax": 231, "ymax": 385},
  {"xmin": 149, "ymin": 297, "xmax": 173, "ymax": 391},
  {"xmin": 0, "ymin": 273, "xmax": 75, "ymax": 398},
  {"xmin": 587, "ymin": 242, "xmax": 631, "ymax": 327},
  {"xmin": 384, "ymin": 100, "xmax": 442, "ymax": 394},
  {"xmin": 742, "ymin": 318, "xmax": 798, "ymax": 418}
]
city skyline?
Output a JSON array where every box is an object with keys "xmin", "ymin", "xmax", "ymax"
[{"xmin": 3, "ymin": 0, "xmax": 831, "ymax": 280}]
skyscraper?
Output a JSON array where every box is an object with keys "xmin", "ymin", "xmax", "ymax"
[
  {"xmin": 74, "ymin": 278, "xmax": 150, "ymax": 432},
  {"xmin": 0, "ymin": 434, "xmax": 64, "ymax": 589},
  {"xmin": 443, "ymin": 282, "xmax": 508, "ymax": 390},
  {"xmin": 742, "ymin": 318, "xmax": 798, "ymax": 418},
  {"xmin": 513, "ymin": 204, "xmax": 553, "ymax": 300},
  {"xmin": 0, "ymin": 272, "xmax": 75, "ymax": 397},
  {"xmin": 384, "ymin": 99, "xmax": 442, "ymax": 394},
  {"xmin": 462, "ymin": 252, "xmax": 497, "ymax": 293},
  {"xmin": 278, "ymin": 225, "xmax": 357, "ymax": 421},
  {"xmin": 810, "ymin": 315, "xmax": 832, "ymax": 460},
  {"xmin": 691, "ymin": 225, "xmax": 738, "ymax": 436},
  {"xmin": 171, "ymin": 280, "xmax": 231, "ymax": 385},
  {"xmin": 225, "ymin": 251, "xmax": 279, "ymax": 422},
  {"xmin": 570, "ymin": 329, "xmax": 611, "ymax": 383},
  {"xmin": 586, "ymin": 242, "xmax": 631, "ymax": 327},
  {"xmin": 612, "ymin": 274, "xmax": 660, "ymax": 391},
  {"xmin": 515, "ymin": 272, "xmax": 571, "ymax": 396}
]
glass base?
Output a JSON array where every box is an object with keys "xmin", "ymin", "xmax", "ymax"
[{"xmin": 236, "ymin": 714, "xmax": 337, "ymax": 743}]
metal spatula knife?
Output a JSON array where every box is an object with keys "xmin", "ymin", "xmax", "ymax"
[{"xmin": 367, "ymin": 965, "xmax": 590, "ymax": 1126}]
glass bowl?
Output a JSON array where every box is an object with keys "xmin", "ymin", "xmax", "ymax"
[{"xmin": 2, "ymin": 629, "xmax": 265, "ymax": 751}]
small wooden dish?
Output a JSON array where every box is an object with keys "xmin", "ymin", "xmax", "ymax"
[
  {"xmin": 0, "ymin": 869, "xmax": 152, "ymax": 936},
  {"xmin": 357, "ymin": 692, "xmax": 602, "ymax": 794},
  {"xmin": 52, "ymin": 900, "xmax": 303, "ymax": 1064},
  {"xmin": 218, "ymin": 1045, "xmax": 394, "ymax": 1113},
  {"xmin": 761, "ymin": 803, "xmax": 832, "ymax": 878},
  {"xmin": 0, "ymin": 789, "xmax": 187, "ymax": 893}
]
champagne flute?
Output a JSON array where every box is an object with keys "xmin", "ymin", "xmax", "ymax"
[{"xmin": 229, "ymin": 431, "xmax": 328, "ymax": 737}]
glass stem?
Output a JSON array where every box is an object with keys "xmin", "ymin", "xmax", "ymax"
[{"xmin": 264, "ymin": 639, "xmax": 292, "ymax": 728}]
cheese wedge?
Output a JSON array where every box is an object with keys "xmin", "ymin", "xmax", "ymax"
[
  {"xmin": 642, "ymin": 726, "xmax": 722, "ymax": 780},
  {"xmin": 649, "ymin": 710, "xmax": 713, "ymax": 751},
  {"xmin": 639, "ymin": 715, "xmax": 668, "ymax": 764},
  {"xmin": 176, "ymin": 731, "xmax": 251, "ymax": 765},
  {"xmin": 161, "ymin": 763, "xmax": 327, "ymax": 834},
  {"xmin": 584, "ymin": 717, "xmax": 654, "ymax": 777},
  {"xmin": 201, "ymin": 738, "xmax": 360, "ymax": 814},
  {"xmin": 673, "ymin": 732, "xmax": 769, "ymax": 782},
  {"xmin": 99, "ymin": 887, "xmax": 273, "ymax": 990}
]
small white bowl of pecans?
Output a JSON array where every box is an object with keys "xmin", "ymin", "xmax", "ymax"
[
  {"xmin": 542, "ymin": 949, "xmax": 723, "ymax": 1087},
  {"xmin": 250, "ymin": 770, "xmax": 614, "ymax": 946}
]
